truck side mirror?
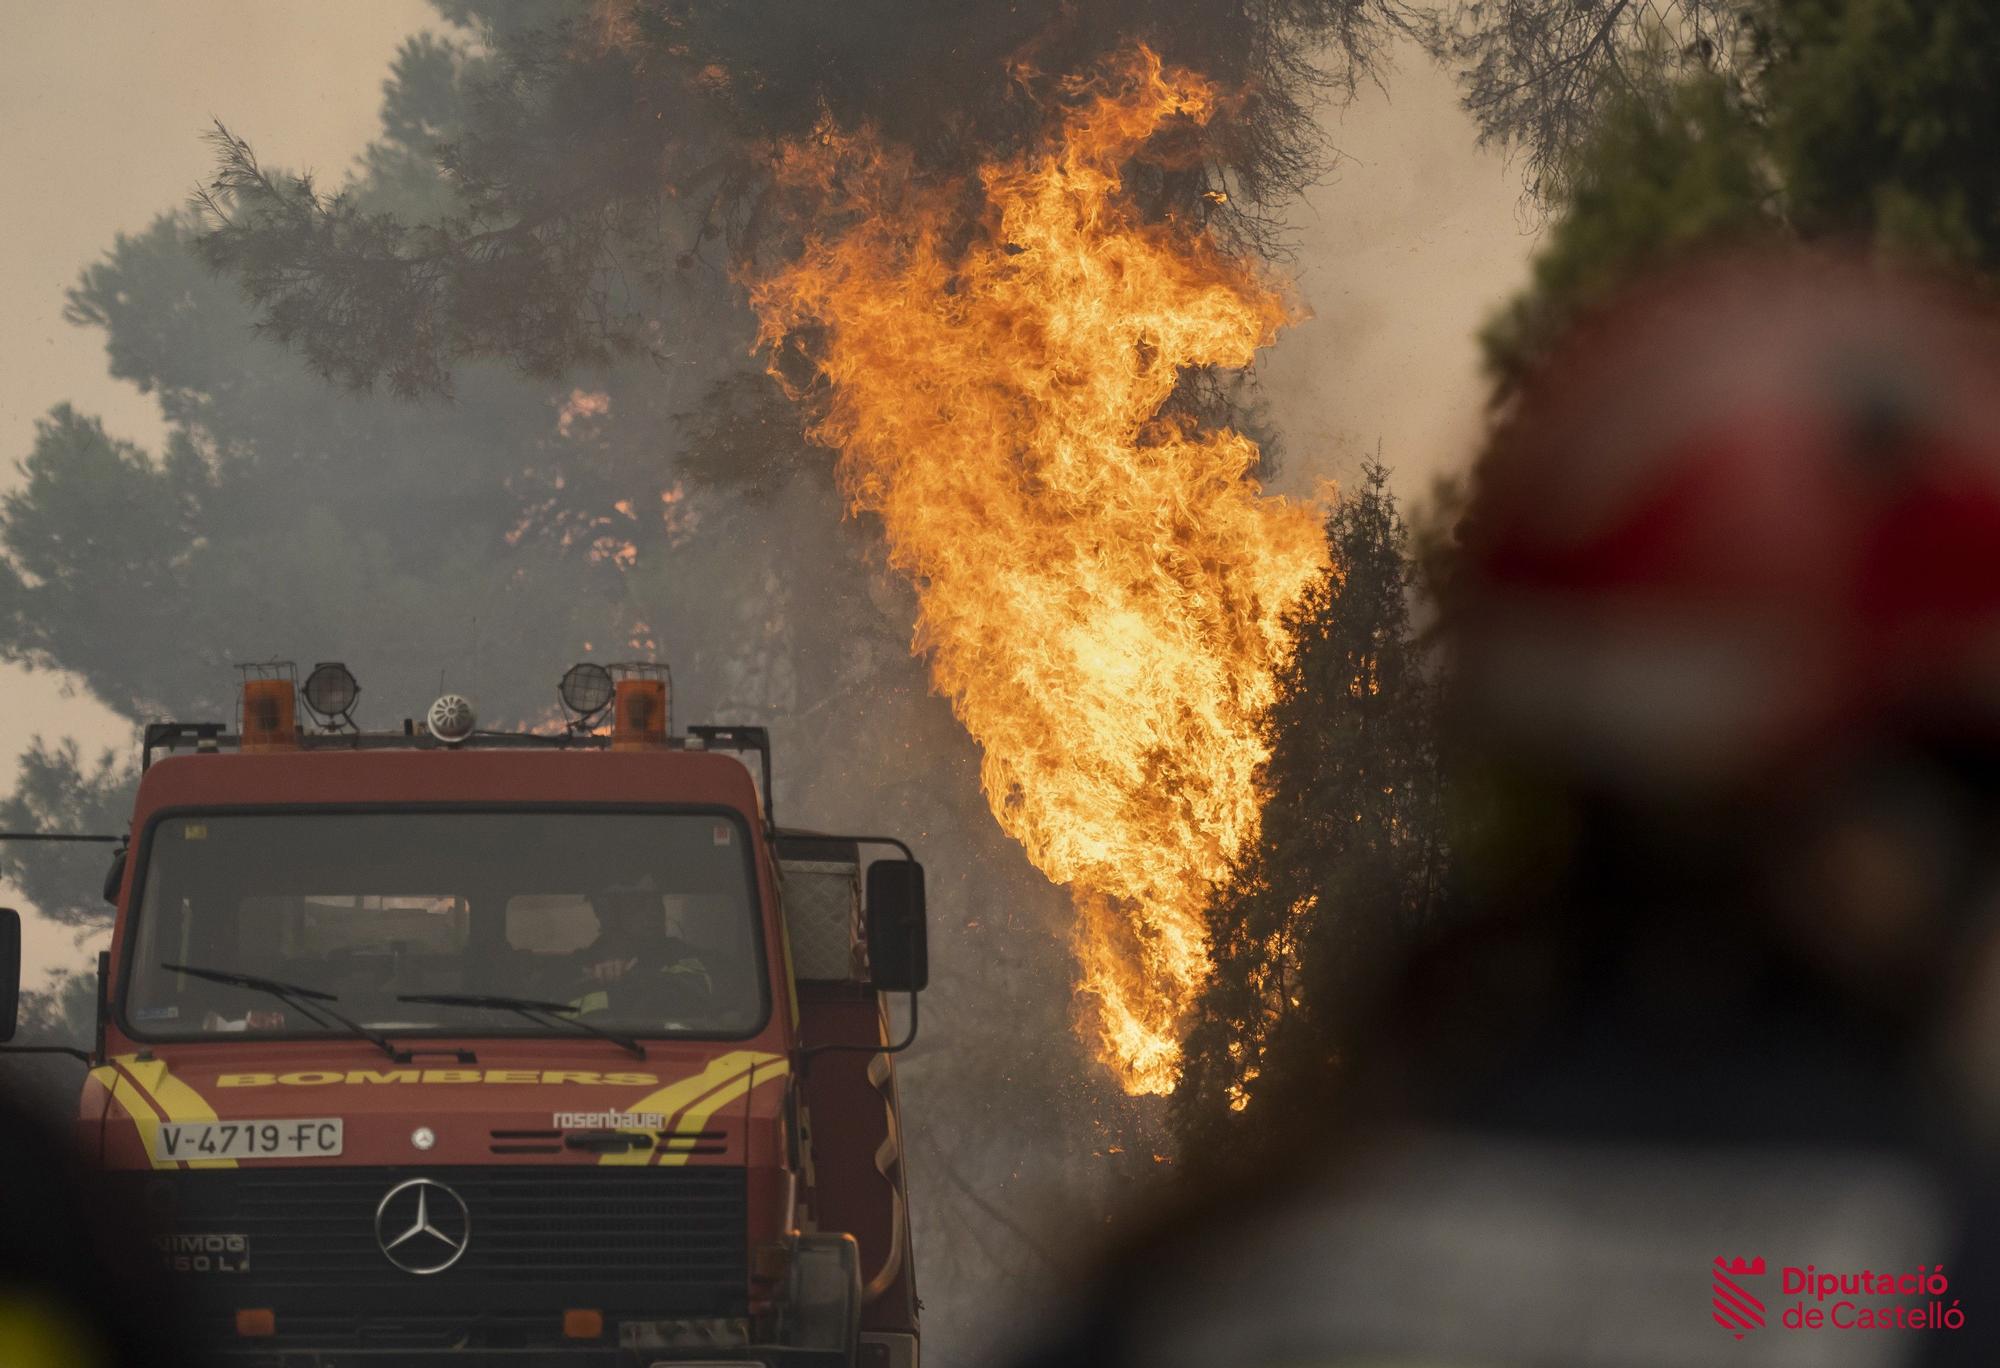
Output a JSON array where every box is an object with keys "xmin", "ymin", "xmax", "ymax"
[
  {"xmin": 103, "ymin": 847, "xmax": 127, "ymax": 905},
  {"xmin": 0, "ymin": 908, "xmax": 20, "ymax": 1043},
  {"xmin": 865, "ymin": 860, "xmax": 928, "ymax": 993}
]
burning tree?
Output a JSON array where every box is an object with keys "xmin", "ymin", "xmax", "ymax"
[
  {"xmin": 0, "ymin": 18, "xmax": 1115, "ymax": 1352},
  {"xmin": 1172, "ymin": 463, "xmax": 1447, "ymax": 1164},
  {"xmin": 189, "ymin": 2, "xmax": 1436, "ymax": 1099},
  {"xmin": 163, "ymin": 6, "xmax": 1451, "ymax": 1337},
  {"xmin": 747, "ymin": 52, "xmax": 1329, "ymax": 1093},
  {"xmin": 193, "ymin": 0, "xmax": 1421, "ymax": 398},
  {"xmin": 27, "ymin": 0, "xmax": 1973, "ymax": 1340},
  {"xmin": 182, "ymin": 0, "xmax": 1797, "ymax": 1107}
]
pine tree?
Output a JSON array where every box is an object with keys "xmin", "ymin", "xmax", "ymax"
[
  {"xmin": 1477, "ymin": 0, "xmax": 2000, "ymax": 389},
  {"xmin": 1421, "ymin": 0, "xmax": 1757, "ymax": 206},
  {"xmin": 192, "ymin": 1, "xmax": 1416, "ymax": 397},
  {"xmin": 1173, "ymin": 462, "xmax": 1446, "ymax": 1165}
]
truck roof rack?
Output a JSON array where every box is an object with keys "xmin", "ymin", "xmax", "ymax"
[
  {"xmin": 141, "ymin": 719, "xmax": 781, "ymax": 826},
  {"xmin": 141, "ymin": 721, "xmax": 613, "ymax": 770}
]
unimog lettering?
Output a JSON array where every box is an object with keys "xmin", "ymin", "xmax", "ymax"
[{"xmin": 153, "ymin": 1232, "xmax": 249, "ymax": 1275}]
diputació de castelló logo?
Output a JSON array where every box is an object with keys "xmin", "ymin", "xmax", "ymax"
[
  {"xmin": 1715, "ymin": 1256, "xmax": 1966, "ymax": 1340},
  {"xmin": 1713, "ymin": 1256, "xmax": 1767, "ymax": 1339}
]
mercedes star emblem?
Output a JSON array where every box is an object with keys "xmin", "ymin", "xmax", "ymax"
[{"xmin": 374, "ymin": 1178, "xmax": 470, "ymax": 1275}]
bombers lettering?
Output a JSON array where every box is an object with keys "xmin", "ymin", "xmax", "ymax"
[{"xmin": 217, "ymin": 1069, "xmax": 662, "ymax": 1087}]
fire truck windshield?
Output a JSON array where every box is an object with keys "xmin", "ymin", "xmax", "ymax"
[{"xmin": 121, "ymin": 810, "xmax": 766, "ymax": 1041}]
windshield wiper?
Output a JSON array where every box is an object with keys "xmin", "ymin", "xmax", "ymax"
[
  {"xmin": 396, "ymin": 992, "xmax": 647, "ymax": 1060},
  {"xmin": 161, "ymin": 962, "xmax": 402, "ymax": 1061}
]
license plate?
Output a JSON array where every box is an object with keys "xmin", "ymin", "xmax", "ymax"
[{"xmin": 151, "ymin": 1119, "xmax": 343, "ymax": 1162}]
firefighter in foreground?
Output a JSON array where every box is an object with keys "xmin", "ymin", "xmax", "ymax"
[{"xmin": 1017, "ymin": 251, "xmax": 2000, "ymax": 1367}]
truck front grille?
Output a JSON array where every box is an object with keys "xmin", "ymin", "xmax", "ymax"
[{"xmin": 131, "ymin": 1165, "xmax": 748, "ymax": 1323}]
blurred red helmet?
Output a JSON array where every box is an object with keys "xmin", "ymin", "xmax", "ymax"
[{"xmin": 1456, "ymin": 251, "xmax": 2000, "ymax": 793}]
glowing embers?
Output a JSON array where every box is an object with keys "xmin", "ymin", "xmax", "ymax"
[{"xmin": 751, "ymin": 47, "xmax": 1325, "ymax": 1092}]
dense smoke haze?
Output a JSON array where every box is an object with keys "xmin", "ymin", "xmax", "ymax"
[
  {"xmin": 0, "ymin": 10, "xmax": 1525, "ymax": 991},
  {"xmin": 0, "ymin": 0, "xmax": 435, "ymax": 992},
  {"xmin": 9, "ymin": 7, "xmax": 2000, "ymax": 1366},
  {"xmin": 0, "ymin": 6, "xmax": 1527, "ymax": 1360}
]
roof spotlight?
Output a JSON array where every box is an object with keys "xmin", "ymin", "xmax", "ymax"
[
  {"xmin": 301, "ymin": 661, "xmax": 360, "ymax": 728},
  {"xmin": 559, "ymin": 662, "xmax": 615, "ymax": 726}
]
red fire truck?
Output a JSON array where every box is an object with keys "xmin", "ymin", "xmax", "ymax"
[{"xmin": 0, "ymin": 661, "xmax": 925, "ymax": 1367}]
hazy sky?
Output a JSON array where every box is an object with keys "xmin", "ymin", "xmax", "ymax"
[
  {"xmin": 0, "ymin": 0, "xmax": 433, "ymax": 983},
  {"xmin": 0, "ymin": 7, "xmax": 1530, "ymax": 987},
  {"xmin": 1265, "ymin": 52, "xmax": 1534, "ymax": 500}
]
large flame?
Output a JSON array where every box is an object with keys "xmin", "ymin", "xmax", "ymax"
[{"xmin": 750, "ymin": 49, "xmax": 1326, "ymax": 1094}]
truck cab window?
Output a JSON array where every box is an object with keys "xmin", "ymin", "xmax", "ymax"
[{"xmin": 123, "ymin": 811, "xmax": 765, "ymax": 1040}]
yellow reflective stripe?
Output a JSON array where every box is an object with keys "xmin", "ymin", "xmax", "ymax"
[
  {"xmin": 655, "ymin": 1058, "xmax": 790, "ymax": 1168},
  {"xmin": 87, "ymin": 1063, "xmax": 153, "ymax": 1166},
  {"xmin": 574, "ymin": 963, "xmax": 708, "ymax": 1011},
  {"xmin": 94, "ymin": 1065, "xmax": 173, "ymax": 1171},
  {"xmin": 599, "ymin": 1050, "xmax": 783, "ymax": 1167},
  {"xmin": 109, "ymin": 1054, "xmax": 238, "ymax": 1170},
  {"xmin": 664, "ymin": 960, "xmax": 712, "ymax": 993}
]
